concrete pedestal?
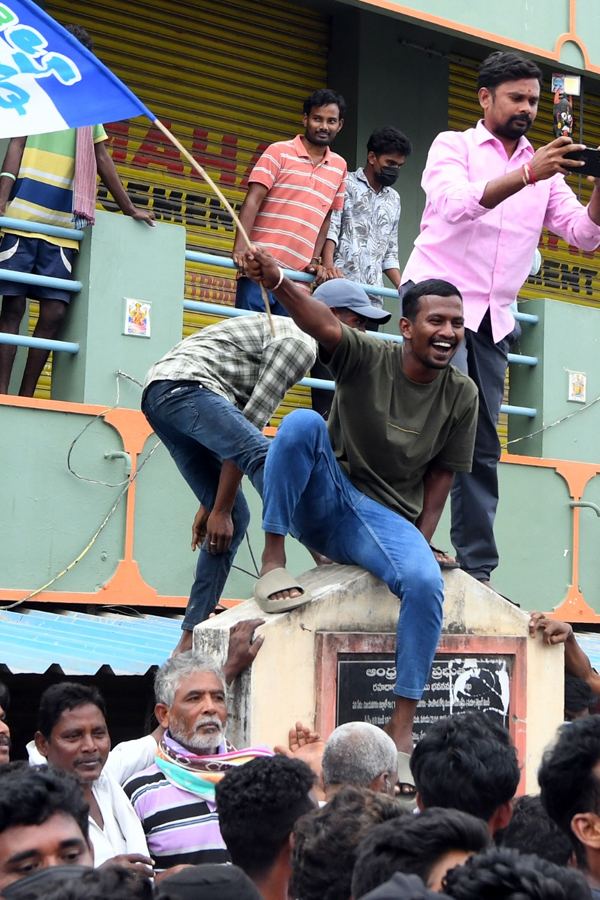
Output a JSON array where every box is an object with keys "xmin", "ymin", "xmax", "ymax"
[{"xmin": 195, "ymin": 566, "xmax": 564, "ymax": 793}]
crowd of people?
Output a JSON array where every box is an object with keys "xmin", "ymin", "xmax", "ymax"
[
  {"xmin": 3, "ymin": 21, "xmax": 600, "ymax": 899},
  {"xmin": 0, "ymin": 640, "xmax": 599, "ymax": 900},
  {"xmin": 142, "ymin": 48, "xmax": 600, "ymax": 757}
]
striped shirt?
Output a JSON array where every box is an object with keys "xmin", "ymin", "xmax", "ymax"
[
  {"xmin": 143, "ymin": 314, "xmax": 317, "ymax": 430},
  {"xmin": 3, "ymin": 126, "xmax": 107, "ymax": 250},
  {"xmin": 249, "ymin": 134, "xmax": 347, "ymax": 271},
  {"xmin": 124, "ymin": 757, "xmax": 229, "ymax": 872}
]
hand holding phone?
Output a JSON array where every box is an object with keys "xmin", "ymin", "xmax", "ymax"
[{"xmin": 562, "ymin": 148, "xmax": 600, "ymax": 178}]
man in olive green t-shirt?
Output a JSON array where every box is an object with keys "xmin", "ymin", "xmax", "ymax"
[{"xmin": 244, "ymin": 247, "xmax": 478, "ymax": 777}]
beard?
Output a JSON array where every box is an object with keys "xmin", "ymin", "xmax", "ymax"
[
  {"xmin": 169, "ymin": 714, "xmax": 225, "ymax": 754},
  {"xmin": 494, "ymin": 114, "xmax": 533, "ymax": 140}
]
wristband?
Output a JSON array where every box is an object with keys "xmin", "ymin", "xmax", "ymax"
[
  {"xmin": 522, "ymin": 162, "xmax": 536, "ymax": 186},
  {"xmin": 269, "ymin": 267, "xmax": 285, "ymax": 291},
  {"xmin": 0, "ymin": 172, "xmax": 16, "ymax": 182}
]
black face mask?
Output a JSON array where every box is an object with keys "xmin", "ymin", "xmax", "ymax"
[{"xmin": 374, "ymin": 166, "xmax": 400, "ymax": 187}]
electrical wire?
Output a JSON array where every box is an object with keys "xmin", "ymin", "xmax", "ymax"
[
  {"xmin": 3, "ymin": 369, "xmax": 260, "ymax": 611},
  {"xmin": 502, "ymin": 391, "xmax": 600, "ymax": 448},
  {"xmin": 1, "ymin": 372, "xmax": 157, "ymax": 611},
  {"xmin": 0, "ymin": 438, "xmax": 161, "ymax": 611}
]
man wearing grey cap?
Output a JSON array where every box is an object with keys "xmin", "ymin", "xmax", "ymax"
[
  {"xmin": 243, "ymin": 246, "xmax": 478, "ymax": 787},
  {"xmin": 308, "ymin": 279, "xmax": 391, "ymax": 417},
  {"xmin": 312, "ymin": 279, "xmax": 392, "ymax": 328}
]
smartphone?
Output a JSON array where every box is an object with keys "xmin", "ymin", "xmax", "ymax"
[{"xmin": 562, "ymin": 148, "xmax": 600, "ymax": 178}]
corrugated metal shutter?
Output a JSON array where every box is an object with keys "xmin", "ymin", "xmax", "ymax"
[
  {"xmin": 38, "ymin": 0, "xmax": 329, "ymax": 415},
  {"xmin": 449, "ymin": 56, "xmax": 600, "ymax": 448}
]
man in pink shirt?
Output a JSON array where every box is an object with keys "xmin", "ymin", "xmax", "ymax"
[
  {"xmin": 233, "ymin": 89, "xmax": 347, "ymax": 315},
  {"xmin": 402, "ymin": 51, "xmax": 600, "ymax": 586}
]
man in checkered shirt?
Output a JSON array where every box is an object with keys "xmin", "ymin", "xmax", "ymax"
[{"xmin": 142, "ymin": 313, "xmax": 316, "ymax": 654}]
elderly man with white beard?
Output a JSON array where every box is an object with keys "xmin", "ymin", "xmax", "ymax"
[{"xmin": 123, "ymin": 652, "xmax": 273, "ymax": 873}]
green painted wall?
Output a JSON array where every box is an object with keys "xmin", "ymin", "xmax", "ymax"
[
  {"xmin": 346, "ymin": 0, "xmax": 600, "ymax": 75},
  {"xmin": 133, "ymin": 437, "xmax": 314, "ymax": 603},
  {"xmin": 52, "ymin": 211, "xmax": 186, "ymax": 409},
  {"xmin": 509, "ymin": 299, "xmax": 600, "ymax": 464},
  {"xmin": 1, "ymin": 404, "xmax": 127, "ymax": 590}
]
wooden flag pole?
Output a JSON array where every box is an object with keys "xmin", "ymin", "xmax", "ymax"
[{"xmin": 152, "ymin": 117, "xmax": 276, "ymax": 336}]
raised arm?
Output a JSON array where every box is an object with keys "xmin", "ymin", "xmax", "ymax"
[
  {"xmin": 243, "ymin": 246, "xmax": 343, "ymax": 354},
  {"xmin": 480, "ymin": 136, "xmax": 586, "ymax": 209},
  {"xmin": 529, "ymin": 613, "xmax": 600, "ymax": 695},
  {"xmin": 424, "ymin": 132, "xmax": 586, "ymax": 220}
]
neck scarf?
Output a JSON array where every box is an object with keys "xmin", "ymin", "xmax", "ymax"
[
  {"xmin": 73, "ymin": 126, "xmax": 97, "ymax": 228},
  {"xmin": 155, "ymin": 732, "xmax": 273, "ymax": 802}
]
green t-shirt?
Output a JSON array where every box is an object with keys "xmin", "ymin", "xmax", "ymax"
[
  {"xmin": 323, "ymin": 326, "xmax": 479, "ymax": 523},
  {"xmin": 4, "ymin": 125, "xmax": 107, "ymax": 249}
]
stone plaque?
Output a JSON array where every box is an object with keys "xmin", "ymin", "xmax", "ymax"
[{"xmin": 336, "ymin": 653, "xmax": 511, "ymax": 742}]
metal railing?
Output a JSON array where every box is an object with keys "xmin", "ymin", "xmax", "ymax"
[
  {"xmin": 0, "ymin": 221, "xmax": 539, "ymax": 415},
  {"xmin": 185, "ymin": 250, "xmax": 538, "ymax": 416}
]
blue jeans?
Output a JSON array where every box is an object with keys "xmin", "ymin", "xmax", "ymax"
[
  {"xmin": 235, "ymin": 276, "xmax": 290, "ymax": 317},
  {"xmin": 261, "ymin": 409, "xmax": 444, "ymax": 700},
  {"xmin": 142, "ymin": 380, "xmax": 269, "ymax": 629}
]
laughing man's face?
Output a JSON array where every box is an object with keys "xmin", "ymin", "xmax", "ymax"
[{"xmin": 401, "ymin": 294, "xmax": 465, "ymax": 372}]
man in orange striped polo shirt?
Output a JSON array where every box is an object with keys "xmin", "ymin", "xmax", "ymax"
[{"xmin": 233, "ymin": 89, "xmax": 347, "ymax": 316}]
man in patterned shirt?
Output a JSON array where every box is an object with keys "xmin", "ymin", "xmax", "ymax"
[
  {"xmin": 142, "ymin": 313, "xmax": 316, "ymax": 654},
  {"xmin": 322, "ymin": 126, "xmax": 412, "ymax": 329}
]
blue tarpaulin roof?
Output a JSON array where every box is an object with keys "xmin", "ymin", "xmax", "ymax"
[
  {"xmin": 575, "ymin": 632, "xmax": 600, "ymax": 673},
  {"xmin": 0, "ymin": 608, "xmax": 182, "ymax": 675}
]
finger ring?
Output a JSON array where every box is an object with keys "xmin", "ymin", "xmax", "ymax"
[{"xmin": 209, "ymin": 542, "xmax": 217, "ymax": 546}]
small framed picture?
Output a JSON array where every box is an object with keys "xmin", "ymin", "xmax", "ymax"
[
  {"xmin": 124, "ymin": 298, "xmax": 151, "ymax": 337},
  {"xmin": 568, "ymin": 370, "xmax": 586, "ymax": 403}
]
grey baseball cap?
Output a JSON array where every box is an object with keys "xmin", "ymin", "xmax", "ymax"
[{"xmin": 313, "ymin": 279, "xmax": 392, "ymax": 323}]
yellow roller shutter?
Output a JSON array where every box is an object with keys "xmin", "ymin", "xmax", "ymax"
[{"xmin": 39, "ymin": 0, "xmax": 329, "ymax": 414}]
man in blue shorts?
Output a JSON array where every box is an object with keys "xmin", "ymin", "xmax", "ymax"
[{"xmin": 0, "ymin": 25, "xmax": 154, "ymax": 397}]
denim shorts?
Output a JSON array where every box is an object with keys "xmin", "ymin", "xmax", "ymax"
[{"xmin": 0, "ymin": 233, "xmax": 76, "ymax": 303}]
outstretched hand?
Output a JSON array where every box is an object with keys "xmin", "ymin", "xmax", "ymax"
[
  {"xmin": 528, "ymin": 611, "xmax": 573, "ymax": 644},
  {"xmin": 274, "ymin": 721, "xmax": 324, "ymax": 765},
  {"xmin": 130, "ymin": 208, "xmax": 156, "ymax": 226},
  {"xmin": 275, "ymin": 721, "xmax": 326, "ymax": 798},
  {"xmin": 223, "ymin": 618, "xmax": 265, "ymax": 684}
]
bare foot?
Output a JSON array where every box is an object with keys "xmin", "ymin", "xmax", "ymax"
[{"xmin": 171, "ymin": 630, "xmax": 193, "ymax": 656}]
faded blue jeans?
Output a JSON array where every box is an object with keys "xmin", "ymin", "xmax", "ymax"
[
  {"xmin": 142, "ymin": 380, "xmax": 269, "ymax": 629},
  {"xmin": 261, "ymin": 409, "xmax": 444, "ymax": 700}
]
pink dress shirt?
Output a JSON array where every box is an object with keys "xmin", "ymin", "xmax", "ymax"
[{"xmin": 403, "ymin": 120, "xmax": 600, "ymax": 342}]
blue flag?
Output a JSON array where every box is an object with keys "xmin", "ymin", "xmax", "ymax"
[{"xmin": 0, "ymin": 0, "xmax": 153, "ymax": 138}]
